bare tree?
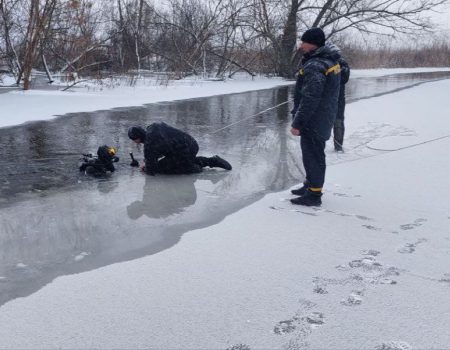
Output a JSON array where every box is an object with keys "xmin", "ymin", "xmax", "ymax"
[
  {"xmin": 249, "ymin": 0, "xmax": 449, "ymax": 78},
  {"xmin": 1, "ymin": 0, "xmax": 447, "ymax": 86},
  {"xmin": 0, "ymin": 0, "xmax": 22, "ymax": 79},
  {"xmin": 18, "ymin": 0, "xmax": 58, "ymax": 90}
]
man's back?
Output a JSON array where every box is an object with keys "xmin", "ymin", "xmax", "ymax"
[
  {"xmin": 292, "ymin": 45, "xmax": 341, "ymax": 141},
  {"xmin": 145, "ymin": 122, "xmax": 197, "ymax": 157}
]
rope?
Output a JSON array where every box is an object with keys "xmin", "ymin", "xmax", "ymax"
[
  {"xmin": 208, "ymin": 98, "xmax": 293, "ymax": 135},
  {"xmin": 365, "ymin": 135, "xmax": 450, "ymax": 152}
]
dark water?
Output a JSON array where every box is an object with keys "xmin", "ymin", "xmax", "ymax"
[{"xmin": 1, "ymin": 71, "xmax": 450, "ymax": 307}]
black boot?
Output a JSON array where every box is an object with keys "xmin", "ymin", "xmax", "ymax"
[
  {"xmin": 209, "ymin": 155, "xmax": 232, "ymax": 170},
  {"xmin": 291, "ymin": 184, "xmax": 308, "ymax": 196},
  {"xmin": 290, "ymin": 189, "xmax": 322, "ymax": 206}
]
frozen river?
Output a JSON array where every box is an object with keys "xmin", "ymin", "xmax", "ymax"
[{"xmin": 1, "ymin": 71, "xmax": 450, "ymax": 307}]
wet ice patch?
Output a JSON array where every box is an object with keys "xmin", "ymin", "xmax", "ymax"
[{"xmin": 375, "ymin": 341, "xmax": 412, "ymax": 350}]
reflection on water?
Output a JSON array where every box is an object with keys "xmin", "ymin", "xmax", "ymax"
[
  {"xmin": 1, "ymin": 71, "xmax": 450, "ymax": 307},
  {"xmin": 127, "ymin": 176, "xmax": 198, "ymax": 220}
]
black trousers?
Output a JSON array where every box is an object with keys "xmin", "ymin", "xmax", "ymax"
[
  {"xmin": 155, "ymin": 142, "xmax": 211, "ymax": 175},
  {"xmin": 300, "ymin": 135, "xmax": 326, "ymax": 189},
  {"xmin": 333, "ymin": 118, "xmax": 345, "ymax": 149}
]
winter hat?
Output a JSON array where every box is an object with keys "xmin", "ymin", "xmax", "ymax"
[
  {"xmin": 127, "ymin": 126, "xmax": 146, "ymax": 141},
  {"xmin": 301, "ymin": 27, "xmax": 325, "ymax": 47}
]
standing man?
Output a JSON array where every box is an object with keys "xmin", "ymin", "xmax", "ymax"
[
  {"xmin": 334, "ymin": 56, "xmax": 350, "ymax": 151},
  {"xmin": 127, "ymin": 121, "xmax": 232, "ymax": 175},
  {"xmin": 290, "ymin": 27, "xmax": 341, "ymax": 206}
]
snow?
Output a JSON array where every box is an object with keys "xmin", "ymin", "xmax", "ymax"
[
  {"xmin": 351, "ymin": 67, "xmax": 450, "ymax": 78},
  {"xmin": 0, "ymin": 74, "xmax": 16, "ymax": 86},
  {"xmin": 1, "ymin": 74, "xmax": 450, "ymax": 348},
  {"xmin": 0, "ymin": 76, "xmax": 293, "ymax": 129}
]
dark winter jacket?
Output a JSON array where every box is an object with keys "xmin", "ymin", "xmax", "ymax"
[
  {"xmin": 143, "ymin": 122, "xmax": 198, "ymax": 175},
  {"xmin": 291, "ymin": 44, "xmax": 341, "ymax": 141},
  {"xmin": 336, "ymin": 57, "xmax": 350, "ymax": 120}
]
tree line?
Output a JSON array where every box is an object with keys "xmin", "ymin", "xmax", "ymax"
[{"xmin": 0, "ymin": 0, "xmax": 448, "ymax": 89}]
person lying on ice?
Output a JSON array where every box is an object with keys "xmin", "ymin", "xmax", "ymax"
[{"xmin": 127, "ymin": 122, "xmax": 232, "ymax": 175}]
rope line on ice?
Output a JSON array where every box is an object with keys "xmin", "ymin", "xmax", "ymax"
[
  {"xmin": 208, "ymin": 99, "xmax": 293, "ymax": 135},
  {"xmin": 366, "ymin": 134, "xmax": 450, "ymax": 152}
]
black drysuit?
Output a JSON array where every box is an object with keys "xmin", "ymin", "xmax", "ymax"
[{"xmin": 142, "ymin": 122, "xmax": 221, "ymax": 175}]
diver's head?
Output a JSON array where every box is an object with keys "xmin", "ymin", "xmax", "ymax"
[{"xmin": 97, "ymin": 145, "xmax": 117, "ymax": 162}]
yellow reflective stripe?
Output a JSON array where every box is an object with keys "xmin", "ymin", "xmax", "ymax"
[
  {"xmin": 325, "ymin": 63, "xmax": 341, "ymax": 75},
  {"xmin": 308, "ymin": 187, "xmax": 323, "ymax": 192}
]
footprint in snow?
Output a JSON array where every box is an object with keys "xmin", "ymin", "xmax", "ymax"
[
  {"xmin": 332, "ymin": 192, "xmax": 362, "ymax": 198},
  {"xmin": 400, "ymin": 218, "xmax": 427, "ymax": 230},
  {"xmin": 356, "ymin": 215, "xmax": 373, "ymax": 221},
  {"xmin": 361, "ymin": 249, "xmax": 381, "ymax": 256},
  {"xmin": 341, "ymin": 289, "xmax": 364, "ymax": 306},
  {"xmin": 362, "ymin": 224, "xmax": 382, "ymax": 231},
  {"xmin": 273, "ymin": 311, "xmax": 324, "ymax": 334},
  {"xmin": 397, "ymin": 238, "xmax": 427, "ymax": 254},
  {"xmin": 226, "ymin": 344, "xmax": 251, "ymax": 350},
  {"xmin": 375, "ymin": 341, "xmax": 412, "ymax": 350},
  {"xmin": 349, "ymin": 257, "xmax": 383, "ymax": 270},
  {"xmin": 336, "ymin": 255, "xmax": 401, "ymax": 285},
  {"xmin": 269, "ymin": 205, "xmax": 318, "ymax": 216},
  {"xmin": 439, "ymin": 274, "xmax": 450, "ymax": 285},
  {"xmin": 273, "ymin": 298, "xmax": 324, "ymax": 350}
]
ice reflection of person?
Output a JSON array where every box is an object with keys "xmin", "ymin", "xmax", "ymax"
[
  {"xmin": 127, "ymin": 175, "xmax": 197, "ymax": 220},
  {"xmin": 127, "ymin": 122, "xmax": 232, "ymax": 175}
]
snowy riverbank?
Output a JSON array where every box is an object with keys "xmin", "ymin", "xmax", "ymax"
[
  {"xmin": 0, "ymin": 75, "xmax": 449, "ymax": 348},
  {"xmin": 1, "ymin": 67, "xmax": 450, "ymax": 129}
]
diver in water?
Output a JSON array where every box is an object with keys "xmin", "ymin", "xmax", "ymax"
[{"xmin": 79, "ymin": 145, "xmax": 119, "ymax": 176}]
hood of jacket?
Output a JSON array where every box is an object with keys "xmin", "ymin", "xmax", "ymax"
[{"xmin": 303, "ymin": 42, "xmax": 341, "ymax": 63}]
